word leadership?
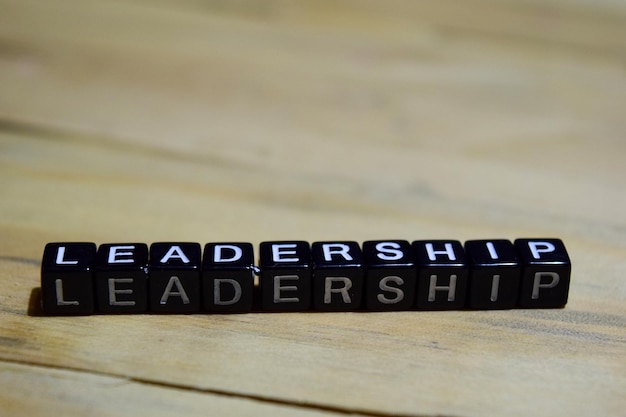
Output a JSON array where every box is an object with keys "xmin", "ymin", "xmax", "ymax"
[{"xmin": 40, "ymin": 239, "xmax": 571, "ymax": 315}]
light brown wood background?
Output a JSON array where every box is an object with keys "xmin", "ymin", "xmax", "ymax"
[{"xmin": 0, "ymin": 0, "xmax": 625, "ymax": 416}]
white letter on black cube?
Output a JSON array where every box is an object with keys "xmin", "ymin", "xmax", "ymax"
[
  {"xmin": 203, "ymin": 242, "xmax": 255, "ymax": 313},
  {"xmin": 259, "ymin": 241, "xmax": 311, "ymax": 311},
  {"xmin": 149, "ymin": 242, "xmax": 200, "ymax": 313},
  {"xmin": 41, "ymin": 242, "xmax": 96, "ymax": 315},
  {"xmin": 515, "ymin": 238, "xmax": 571, "ymax": 308},
  {"xmin": 95, "ymin": 243, "xmax": 148, "ymax": 313},
  {"xmin": 413, "ymin": 240, "xmax": 468, "ymax": 310},
  {"xmin": 363, "ymin": 240, "xmax": 416, "ymax": 311},
  {"xmin": 312, "ymin": 241, "xmax": 363, "ymax": 311},
  {"xmin": 465, "ymin": 240, "xmax": 520, "ymax": 309}
]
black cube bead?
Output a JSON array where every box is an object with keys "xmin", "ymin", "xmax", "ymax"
[
  {"xmin": 149, "ymin": 243, "xmax": 201, "ymax": 313},
  {"xmin": 203, "ymin": 242, "xmax": 255, "ymax": 313},
  {"xmin": 311, "ymin": 241, "xmax": 363, "ymax": 311},
  {"xmin": 259, "ymin": 241, "xmax": 311, "ymax": 311},
  {"xmin": 413, "ymin": 240, "xmax": 468, "ymax": 310},
  {"xmin": 95, "ymin": 243, "xmax": 149, "ymax": 313},
  {"xmin": 41, "ymin": 242, "xmax": 96, "ymax": 315},
  {"xmin": 465, "ymin": 240, "xmax": 520, "ymax": 309},
  {"xmin": 363, "ymin": 240, "xmax": 416, "ymax": 311},
  {"xmin": 515, "ymin": 238, "xmax": 571, "ymax": 308}
]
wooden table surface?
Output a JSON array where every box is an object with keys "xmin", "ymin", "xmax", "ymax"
[{"xmin": 1, "ymin": 0, "xmax": 625, "ymax": 416}]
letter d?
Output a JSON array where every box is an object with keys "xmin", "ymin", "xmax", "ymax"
[{"xmin": 214, "ymin": 279, "xmax": 242, "ymax": 305}]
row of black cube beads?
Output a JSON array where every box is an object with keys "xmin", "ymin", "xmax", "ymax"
[{"xmin": 41, "ymin": 239, "xmax": 571, "ymax": 315}]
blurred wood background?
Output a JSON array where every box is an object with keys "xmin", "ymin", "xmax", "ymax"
[{"xmin": 0, "ymin": 0, "xmax": 624, "ymax": 416}]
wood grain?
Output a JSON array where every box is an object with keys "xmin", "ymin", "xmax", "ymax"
[
  {"xmin": 0, "ymin": 360, "xmax": 372, "ymax": 417},
  {"xmin": 0, "ymin": 0, "xmax": 625, "ymax": 416}
]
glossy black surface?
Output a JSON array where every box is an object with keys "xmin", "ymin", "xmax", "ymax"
[
  {"xmin": 41, "ymin": 242, "xmax": 96, "ymax": 315},
  {"xmin": 259, "ymin": 241, "xmax": 311, "ymax": 311},
  {"xmin": 148, "ymin": 243, "xmax": 201, "ymax": 313},
  {"xmin": 95, "ymin": 243, "xmax": 149, "ymax": 313},
  {"xmin": 465, "ymin": 240, "xmax": 520, "ymax": 309},
  {"xmin": 362, "ymin": 240, "xmax": 416, "ymax": 310},
  {"xmin": 311, "ymin": 241, "xmax": 363, "ymax": 311},
  {"xmin": 203, "ymin": 242, "xmax": 255, "ymax": 313},
  {"xmin": 40, "ymin": 238, "xmax": 571, "ymax": 315},
  {"xmin": 413, "ymin": 240, "xmax": 468, "ymax": 310},
  {"xmin": 515, "ymin": 238, "xmax": 571, "ymax": 308}
]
